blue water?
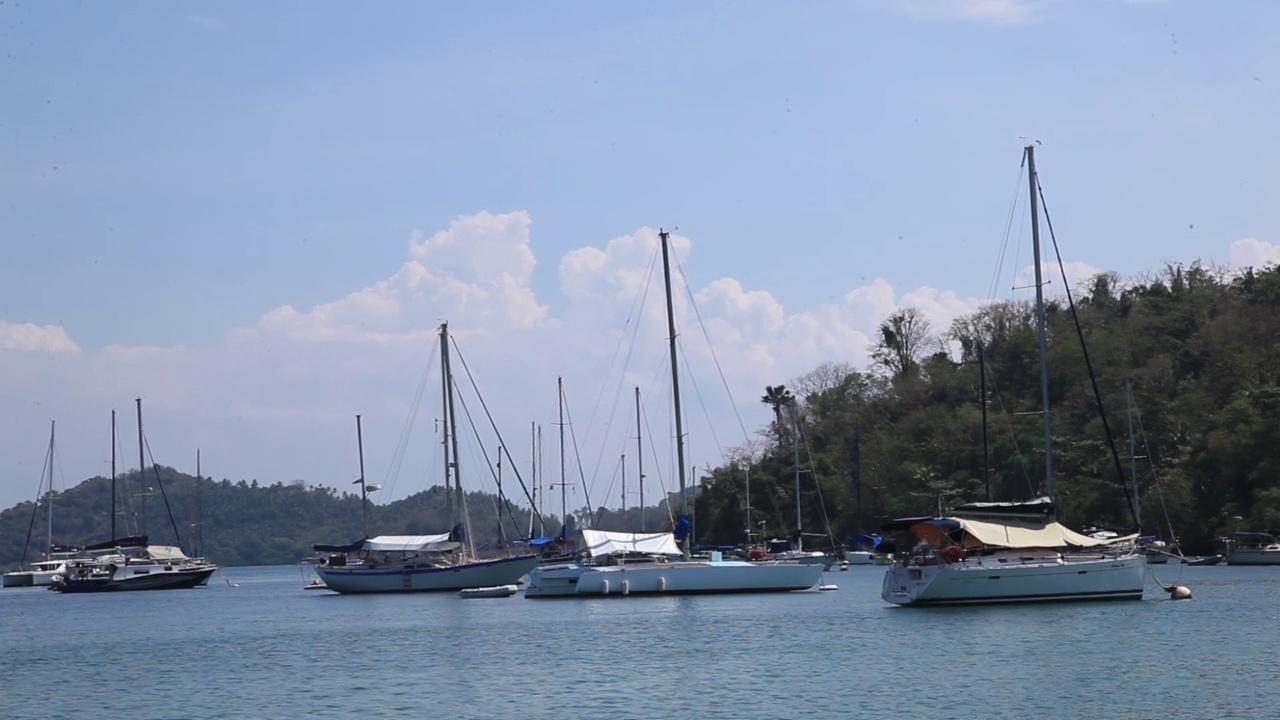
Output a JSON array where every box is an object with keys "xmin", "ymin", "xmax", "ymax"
[{"xmin": 0, "ymin": 564, "xmax": 1272, "ymax": 719}]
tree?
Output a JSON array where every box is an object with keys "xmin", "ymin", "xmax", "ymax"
[
  {"xmin": 760, "ymin": 385, "xmax": 795, "ymax": 444},
  {"xmin": 870, "ymin": 307, "xmax": 932, "ymax": 378}
]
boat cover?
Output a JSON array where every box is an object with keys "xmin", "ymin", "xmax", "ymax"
[
  {"xmin": 363, "ymin": 534, "xmax": 457, "ymax": 552},
  {"xmin": 581, "ymin": 529, "xmax": 681, "ymax": 558},
  {"xmin": 910, "ymin": 517, "xmax": 1137, "ymax": 549},
  {"xmin": 145, "ymin": 545, "xmax": 191, "ymax": 560}
]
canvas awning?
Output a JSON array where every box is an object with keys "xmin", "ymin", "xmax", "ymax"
[
  {"xmin": 363, "ymin": 534, "xmax": 457, "ymax": 552},
  {"xmin": 910, "ymin": 517, "xmax": 1137, "ymax": 550},
  {"xmin": 581, "ymin": 529, "xmax": 682, "ymax": 558}
]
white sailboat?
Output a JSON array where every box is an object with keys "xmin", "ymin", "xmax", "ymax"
[
  {"xmin": 312, "ymin": 323, "xmax": 540, "ymax": 593},
  {"xmin": 525, "ymin": 229, "xmax": 825, "ymax": 598},
  {"xmin": 3, "ymin": 421, "xmax": 77, "ymax": 588},
  {"xmin": 881, "ymin": 145, "xmax": 1147, "ymax": 606}
]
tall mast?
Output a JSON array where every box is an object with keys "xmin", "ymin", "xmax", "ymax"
[
  {"xmin": 979, "ymin": 344, "xmax": 991, "ymax": 502},
  {"xmin": 136, "ymin": 397, "xmax": 147, "ymax": 536},
  {"xmin": 356, "ymin": 414, "xmax": 368, "ymax": 538},
  {"xmin": 558, "ymin": 376, "xmax": 567, "ymax": 531},
  {"xmin": 529, "ymin": 421, "xmax": 537, "ymax": 538},
  {"xmin": 793, "ymin": 402, "xmax": 802, "ymax": 551},
  {"xmin": 110, "ymin": 410, "xmax": 117, "ymax": 540},
  {"xmin": 621, "ymin": 453, "xmax": 627, "ymax": 518},
  {"xmin": 441, "ymin": 328, "xmax": 454, "ymax": 526},
  {"xmin": 635, "ymin": 386, "xmax": 644, "ymax": 532},
  {"xmin": 195, "ymin": 449, "xmax": 202, "ymax": 557},
  {"xmin": 659, "ymin": 229, "xmax": 690, "ymax": 560},
  {"xmin": 1026, "ymin": 144, "xmax": 1054, "ymax": 500},
  {"xmin": 1126, "ymin": 380, "xmax": 1141, "ymax": 528},
  {"xmin": 440, "ymin": 323, "xmax": 475, "ymax": 559},
  {"xmin": 46, "ymin": 420, "xmax": 54, "ymax": 557}
]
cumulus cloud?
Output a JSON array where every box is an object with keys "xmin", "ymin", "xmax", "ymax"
[
  {"xmin": 1228, "ymin": 237, "xmax": 1280, "ymax": 269},
  {"xmin": 0, "ymin": 322, "xmax": 80, "ymax": 353},
  {"xmin": 0, "ymin": 211, "xmax": 985, "ymax": 511}
]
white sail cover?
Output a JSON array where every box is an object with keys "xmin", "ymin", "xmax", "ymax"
[
  {"xmin": 363, "ymin": 534, "xmax": 456, "ymax": 552},
  {"xmin": 581, "ymin": 529, "xmax": 682, "ymax": 558},
  {"xmin": 954, "ymin": 518, "xmax": 1137, "ymax": 549}
]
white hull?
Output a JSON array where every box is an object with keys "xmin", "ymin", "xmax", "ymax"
[
  {"xmin": 844, "ymin": 551, "xmax": 875, "ymax": 565},
  {"xmin": 3, "ymin": 563, "xmax": 66, "ymax": 588},
  {"xmin": 1224, "ymin": 548, "xmax": 1280, "ymax": 565},
  {"xmin": 525, "ymin": 559, "xmax": 824, "ymax": 598},
  {"xmin": 882, "ymin": 552, "xmax": 1147, "ymax": 606},
  {"xmin": 316, "ymin": 554, "xmax": 540, "ymax": 593}
]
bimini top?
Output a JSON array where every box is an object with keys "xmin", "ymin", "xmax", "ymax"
[
  {"xmin": 581, "ymin": 529, "xmax": 682, "ymax": 559},
  {"xmin": 313, "ymin": 534, "xmax": 459, "ymax": 554},
  {"xmin": 909, "ymin": 516, "xmax": 1137, "ymax": 550}
]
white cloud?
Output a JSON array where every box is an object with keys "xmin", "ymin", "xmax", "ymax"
[
  {"xmin": 0, "ymin": 322, "xmax": 80, "ymax": 353},
  {"xmin": 1228, "ymin": 237, "xmax": 1280, "ymax": 268},
  {"xmin": 0, "ymin": 212, "xmax": 985, "ymax": 512},
  {"xmin": 890, "ymin": 0, "xmax": 1047, "ymax": 25}
]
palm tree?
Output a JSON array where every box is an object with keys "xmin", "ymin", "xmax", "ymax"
[{"xmin": 760, "ymin": 385, "xmax": 794, "ymax": 446}]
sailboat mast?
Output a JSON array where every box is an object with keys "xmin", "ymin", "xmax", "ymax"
[
  {"xmin": 1026, "ymin": 144, "xmax": 1054, "ymax": 500},
  {"xmin": 558, "ymin": 376, "xmax": 566, "ymax": 528},
  {"xmin": 979, "ymin": 344, "xmax": 991, "ymax": 502},
  {"xmin": 659, "ymin": 229, "xmax": 690, "ymax": 559},
  {"xmin": 621, "ymin": 453, "xmax": 626, "ymax": 518},
  {"xmin": 1126, "ymin": 380, "xmax": 1141, "ymax": 528},
  {"xmin": 440, "ymin": 323, "xmax": 475, "ymax": 559},
  {"xmin": 195, "ymin": 449, "xmax": 202, "ymax": 557},
  {"xmin": 793, "ymin": 403, "xmax": 802, "ymax": 551},
  {"xmin": 110, "ymin": 410, "xmax": 117, "ymax": 540},
  {"xmin": 136, "ymin": 397, "xmax": 147, "ymax": 536},
  {"xmin": 356, "ymin": 414, "xmax": 368, "ymax": 538},
  {"xmin": 635, "ymin": 386, "xmax": 644, "ymax": 532},
  {"xmin": 441, "ymin": 328, "xmax": 455, "ymax": 526},
  {"xmin": 529, "ymin": 421, "xmax": 537, "ymax": 538},
  {"xmin": 46, "ymin": 420, "xmax": 54, "ymax": 557}
]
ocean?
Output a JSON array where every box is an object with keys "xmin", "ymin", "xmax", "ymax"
[{"xmin": 1, "ymin": 563, "xmax": 1271, "ymax": 719}]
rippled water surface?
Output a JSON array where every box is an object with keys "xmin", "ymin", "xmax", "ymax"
[{"xmin": 1, "ymin": 563, "xmax": 1272, "ymax": 719}]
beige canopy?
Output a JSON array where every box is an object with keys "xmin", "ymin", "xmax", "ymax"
[{"xmin": 910, "ymin": 517, "xmax": 1137, "ymax": 550}]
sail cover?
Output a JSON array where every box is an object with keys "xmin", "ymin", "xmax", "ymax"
[
  {"xmin": 581, "ymin": 530, "xmax": 681, "ymax": 558},
  {"xmin": 363, "ymin": 534, "xmax": 456, "ymax": 552},
  {"xmin": 911, "ymin": 518, "xmax": 1137, "ymax": 549}
]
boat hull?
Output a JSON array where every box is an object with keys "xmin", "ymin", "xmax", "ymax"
[
  {"xmin": 1224, "ymin": 549, "xmax": 1280, "ymax": 565},
  {"xmin": 56, "ymin": 566, "xmax": 218, "ymax": 593},
  {"xmin": 315, "ymin": 554, "xmax": 540, "ymax": 593},
  {"xmin": 844, "ymin": 551, "xmax": 875, "ymax": 565},
  {"xmin": 525, "ymin": 559, "xmax": 825, "ymax": 598},
  {"xmin": 881, "ymin": 553, "xmax": 1147, "ymax": 606},
  {"xmin": 2, "ymin": 572, "xmax": 34, "ymax": 588}
]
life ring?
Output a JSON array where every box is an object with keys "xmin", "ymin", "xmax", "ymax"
[{"xmin": 942, "ymin": 546, "xmax": 964, "ymax": 564}]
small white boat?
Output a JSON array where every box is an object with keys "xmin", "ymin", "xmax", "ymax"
[{"xmin": 459, "ymin": 584, "xmax": 519, "ymax": 598}]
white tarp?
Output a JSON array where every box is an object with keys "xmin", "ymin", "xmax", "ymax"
[
  {"xmin": 581, "ymin": 529, "xmax": 682, "ymax": 558},
  {"xmin": 145, "ymin": 545, "xmax": 191, "ymax": 560},
  {"xmin": 363, "ymin": 534, "xmax": 456, "ymax": 552},
  {"xmin": 953, "ymin": 518, "xmax": 1138, "ymax": 549}
]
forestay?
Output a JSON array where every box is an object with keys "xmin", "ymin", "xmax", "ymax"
[{"xmin": 582, "ymin": 530, "xmax": 682, "ymax": 558}]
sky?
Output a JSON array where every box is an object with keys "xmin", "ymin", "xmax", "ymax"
[{"xmin": 2, "ymin": 0, "xmax": 1279, "ymax": 516}]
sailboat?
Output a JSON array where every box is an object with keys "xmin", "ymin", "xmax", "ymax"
[
  {"xmin": 55, "ymin": 402, "xmax": 219, "ymax": 592},
  {"xmin": 881, "ymin": 145, "xmax": 1147, "ymax": 606},
  {"xmin": 311, "ymin": 323, "xmax": 540, "ymax": 593},
  {"xmin": 524, "ymin": 229, "xmax": 825, "ymax": 597},
  {"xmin": 3, "ymin": 422, "xmax": 80, "ymax": 588},
  {"xmin": 760, "ymin": 403, "xmax": 836, "ymax": 569}
]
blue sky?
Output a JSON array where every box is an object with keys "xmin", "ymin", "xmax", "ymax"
[{"xmin": 2, "ymin": 0, "xmax": 1278, "ymax": 517}]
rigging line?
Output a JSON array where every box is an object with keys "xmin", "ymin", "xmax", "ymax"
[
  {"xmin": 989, "ymin": 159, "xmax": 1028, "ymax": 301},
  {"xmin": 581, "ymin": 246, "xmax": 661, "ymax": 451},
  {"xmin": 19, "ymin": 429, "xmax": 55, "ymax": 565},
  {"xmin": 592, "ymin": 454, "xmax": 625, "ymax": 528},
  {"xmin": 674, "ymin": 256, "xmax": 753, "ymax": 448},
  {"xmin": 383, "ymin": 340, "xmax": 439, "ymax": 502},
  {"xmin": 638, "ymin": 399, "xmax": 675, "ymax": 528},
  {"xmin": 678, "ymin": 339, "xmax": 728, "ymax": 466},
  {"xmin": 1036, "ymin": 178, "xmax": 1139, "ymax": 529},
  {"xmin": 560, "ymin": 385, "xmax": 597, "ymax": 523},
  {"xmin": 796, "ymin": 410, "xmax": 837, "ymax": 544},
  {"xmin": 141, "ymin": 433, "xmax": 186, "ymax": 551},
  {"xmin": 447, "ymin": 335, "xmax": 542, "ymax": 526},
  {"xmin": 1130, "ymin": 389, "xmax": 1179, "ymax": 543}
]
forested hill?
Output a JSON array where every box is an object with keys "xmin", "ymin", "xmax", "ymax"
[
  {"xmin": 4, "ymin": 262, "xmax": 1279, "ymax": 566},
  {"xmin": 0, "ymin": 469, "xmax": 575, "ymax": 568},
  {"xmin": 690, "ymin": 262, "xmax": 1280, "ymax": 555}
]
